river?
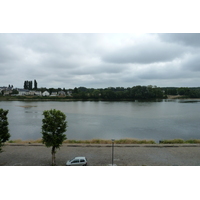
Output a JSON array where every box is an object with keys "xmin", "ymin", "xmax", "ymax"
[{"xmin": 0, "ymin": 100, "xmax": 200, "ymax": 142}]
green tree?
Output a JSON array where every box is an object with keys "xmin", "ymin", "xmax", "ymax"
[
  {"xmin": 0, "ymin": 109, "xmax": 10, "ymax": 153},
  {"xmin": 29, "ymin": 81, "xmax": 33, "ymax": 90},
  {"xmin": 11, "ymin": 89, "xmax": 19, "ymax": 95},
  {"xmin": 24, "ymin": 80, "xmax": 27, "ymax": 89},
  {"xmin": 41, "ymin": 109, "xmax": 67, "ymax": 165},
  {"xmin": 34, "ymin": 80, "xmax": 37, "ymax": 89}
]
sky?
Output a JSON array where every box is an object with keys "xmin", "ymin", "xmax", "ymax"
[{"xmin": 1, "ymin": 33, "xmax": 200, "ymax": 89}]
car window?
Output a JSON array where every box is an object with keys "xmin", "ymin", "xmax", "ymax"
[
  {"xmin": 71, "ymin": 159, "xmax": 79, "ymax": 163},
  {"xmin": 80, "ymin": 159, "xmax": 85, "ymax": 162}
]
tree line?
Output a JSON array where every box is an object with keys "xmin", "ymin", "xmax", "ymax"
[
  {"xmin": 3, "ymin": 82, "xmax": 200, "ymax": 99},
  {"xmin": 72, "ymin": 86, "xmax": 200, "ymax": 99},
  {"xmin": 72, "ymin": 85, "xmax": 166, "ymax": 100},
  {"xmin": 163, "ymin": 87, "xmax": 200, "ymax": 98},
  {"xmin": 24, "ymin": 80, "xmax": 37, "ymax": 90}
]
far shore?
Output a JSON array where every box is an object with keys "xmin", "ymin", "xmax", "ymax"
[
  {"xmin": 166, "ymin": 95, "xmax": 200, "ymax": 99},
  {"xmin": 1, "ymin": 95, "xmax": 200, "ymax": 101}
]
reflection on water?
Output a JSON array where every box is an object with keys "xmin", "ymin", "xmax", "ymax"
[
  {"xmin": 179, "ymin": 100, "xmax": 200, "ymax": 103},
  {"xmin": 0, "ymin": 100, "xmax": 200, "ymax": 142}
]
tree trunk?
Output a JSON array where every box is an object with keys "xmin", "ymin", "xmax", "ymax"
[{"xmin": 51, "ymin": 146, "xmax": 56, "ymax": 166}]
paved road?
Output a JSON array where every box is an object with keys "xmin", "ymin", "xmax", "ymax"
[{"xmin": 1, "ymin": 144, "xmax": 200, "ymax": 166}]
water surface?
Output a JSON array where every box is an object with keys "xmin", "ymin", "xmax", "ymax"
[{"xmin": 1, "ymin": 100, "xmax": 200, "ymax": 142}]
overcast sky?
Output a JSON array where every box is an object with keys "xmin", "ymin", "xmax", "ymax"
[{"xmin": 1, "ymin": 33, "xmax": 200, "ymax": 89}]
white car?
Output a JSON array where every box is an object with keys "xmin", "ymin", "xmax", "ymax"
[{"xmin": 66, "ymin": 157, "xmax": 87, "ymax": 166}]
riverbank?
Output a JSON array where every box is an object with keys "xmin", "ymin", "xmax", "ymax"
[
  {"xmin": 1, "ymin": 143, "xmax": 200, "ymax": 166},
  {"xmin": 1, "ymin": 96, "xmax": 200, "ymax": 102},
  {"xmin": 0, "ymin": 95, "xmax": 190, "ymax": 101}
]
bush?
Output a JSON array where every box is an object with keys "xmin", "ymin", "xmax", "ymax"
[{"xmin": 160, "ymin": 139, "xmax": 185, "ymax": 144}]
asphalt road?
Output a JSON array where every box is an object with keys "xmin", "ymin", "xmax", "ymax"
[{"xmin": 1, "ymin": 144, "xmax": 200, "ymax": 166}]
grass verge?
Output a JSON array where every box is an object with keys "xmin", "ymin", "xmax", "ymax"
[
  {"xmin": 6, "ymin": 138, "xmax": 200, "ymax": 144},
  {"xmin": 7, "ymin": 138, "xmax": 156, "ymax": 144},
  {"xmin": 159, "ymin": 139, "xmax": 200, "ymax": 144}
]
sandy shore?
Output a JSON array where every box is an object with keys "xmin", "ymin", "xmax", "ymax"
[{"xmin": 1, "ymin": 143, "xmax": 200, "ymax": 166}]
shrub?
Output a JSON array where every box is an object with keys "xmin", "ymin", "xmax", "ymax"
[{"xmin": 159, "ymin": 139, "xmax": 184, "ymax": 144}]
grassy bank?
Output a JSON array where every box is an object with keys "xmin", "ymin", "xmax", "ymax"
[
  {"xmin": 159, "ymin": 139, "xmax": 200, "ymax": 144},
  {"xmin": 6, "ymin": 138, "xmax": 200, "ymax": 144},
  {"xmin": 6, "ymin": 138, "xmax": 156, "ymax": 144}
]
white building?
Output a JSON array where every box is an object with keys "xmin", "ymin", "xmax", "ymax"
[
  {"xmin": 50, "ymin": 92, "xmax": 57, "ymax": 96},
  {"xmin": 58, "ymin": 91, "xmax": 66, "ymax": 96},
  {"xmin": 34, "ymin": 91, "xmax": 42, "ymax": 96},
  {"xmin": 42, "ymin": 91, "xmax": 50, "ymax": 96},
  {"xmin": 17, "ymin": 89, "xmax": 29, "ymax": 96},
  {"xmin": 66, "ymin": 90, "xmax": 72, "ymax": 96}
]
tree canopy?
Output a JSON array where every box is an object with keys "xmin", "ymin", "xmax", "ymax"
[
  {"xmin": 0, "ymin": 108, "xmax": 10, "ymax": 153},
  {"xmin": 41, "ymin": 109, "xmax": 67, "ymax": 165}
]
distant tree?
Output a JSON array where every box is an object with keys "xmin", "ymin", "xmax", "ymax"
[
  {"xmin": 41, "ymin": 109, "xmax": 67, "ymax": 166},
  {"xmin": 24, "ymin": 80, "xmax": 29, "ymax": 89},
  {"xmin": 26, "ymin": 80, "xmax": 29, "ymax": 89},
  {"xmin": 73, "ymin": 87, "xmax": 79, "ymax": 94},
  {"xmin": 92, "ymin": 89, "xmax": 101, "ymax": 98},
  {"xmin": 11, "ymin": 89, "xmax": 19, "ymax": 95},
  {"xmin": 29, "ymin": 81, "xmax": 33, "ymax": 90},
  {"xmin": 0, "ymin": 109, "xmax": 10, "ymax": 153},
  {"xmin": 24, "ymin": 80, "xmax": 34, "ymax": 90},
  {"xmin": 34, "ymin": 80, "xmax": 37, "ymax": 89},
  {"xmin": 24, "ymin": 81, "xmax": 26, "ymax": 89}
]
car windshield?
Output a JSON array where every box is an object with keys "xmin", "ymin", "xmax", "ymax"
[{"xmin": 69, "ymin": 157, "xmax": 86, "ymax": 162}]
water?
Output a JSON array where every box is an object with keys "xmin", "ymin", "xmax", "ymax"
[{"xmin": 0, "ymin": 100, "xmax": 200, "ymax": 142}]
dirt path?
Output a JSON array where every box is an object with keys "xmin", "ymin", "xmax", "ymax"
[{"xmin": 1, "ymin": 144, "xmax": 200, "ymax": 166}]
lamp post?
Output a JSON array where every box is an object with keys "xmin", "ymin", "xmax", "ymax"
[{"xmin": 111, "ymin": 139, "xmax": 115, "ymax": 166}]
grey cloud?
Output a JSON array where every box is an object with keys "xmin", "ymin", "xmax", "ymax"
[
  {"xmin": 158, "ymin": 33, "xmax": 200, "ymax": 47},
  {"xmin": 102, "ymin": 41, "xmax": 185, "ymax": 64},
  {"xmin": 182, "ymin": 54, "xmax": 200, "ymax": 71},
  {"xmin": 69, "ymin": 63, "xmax": 129, "ymax": 77}
]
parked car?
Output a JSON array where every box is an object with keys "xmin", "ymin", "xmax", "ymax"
[{"xmin": 66, "ymin": 157, "xmax": 87, "ymax": 166}]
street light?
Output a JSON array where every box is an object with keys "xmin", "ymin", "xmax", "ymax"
[{"xmin": 111, "ymin": 139, "xmax": 115, "ymax": 166}]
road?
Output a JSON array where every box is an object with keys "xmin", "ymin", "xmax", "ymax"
[{"xmin": 1, "ymin": 144, "xmax": 200, "ymax": 166}]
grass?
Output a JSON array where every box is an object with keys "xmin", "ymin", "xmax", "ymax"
[
  {"xmin": 7, "ymin": 139, "xmax": 43, "ymax": 144},
  {"xmin": 115, "ymin": 139, "xmax": 155, "ymax": 144},
  {"xmin": 7, "ymin": 138, "xmax": 156, "ymax": 144},
  {"xmin": 6, "ymin": 138, "xmax": 200, "ymax": 144},
  {"xmin": 159, "ymin": 139, "xmax": 200, "ymax": 144}
]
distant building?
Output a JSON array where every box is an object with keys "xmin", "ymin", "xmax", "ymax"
[
  {"xmin": 50, "ymin": 92, "xmax": 57, "ymax": 96},
  {"xmin": 29, "ymin": 90, "xmax": 42, "ymax": 96},
  {"xmin": 42, "ymin": 91, "xmax": 50, "ymax": 96},
  {"xmin": 58, "ymin": 91, "xmax": 66, "ymax": 96},
  {"xmin": 66, "ymin": 90, "xmax": 72, "ymax": 96},
  {"xmin": 0, "ymin": 87, "xmax": 5, "ymax": 94},
  {"xmin": 17, "ymin": 89, "xmax": 29, "ymax": 96},
  {"xmin": 3, "ymin": 90, "xmax": 11, "ymax": 95},
  {"xmin": 29, "ymin": 91, "xmax": 35, "ymax": 96},
  {"xmin": 0, "ymin": 86, "xmax": 13, "ymax": 95},
  {"xmin": 34, "ymin": 91, "xmax": 42, "ymax": 96}
]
